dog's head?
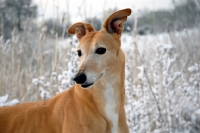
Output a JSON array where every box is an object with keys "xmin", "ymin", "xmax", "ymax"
[{"xmin": 68, "ymin": 8, "xmax": 131, "ymax": 89}]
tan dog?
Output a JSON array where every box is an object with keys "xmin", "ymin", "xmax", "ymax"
[{"xmin": 0, "ymin": 8, "xmax": 131, "ymax": 133}]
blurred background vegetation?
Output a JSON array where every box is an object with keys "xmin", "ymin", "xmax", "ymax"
[
  {"xmin": 0, "ymin": 0, "xmax": 37, "ymax": 39},
  {"xmin": 0, "ymin": 0, "xmax": 200, "ymax": 40}
]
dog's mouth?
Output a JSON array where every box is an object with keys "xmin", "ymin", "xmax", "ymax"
[
  {"xmin": 81, "ymin": 73, "xmax": 104, "ymax": 88},
  {"xmin": 81, "ymin": 83, "xmax": 94, "ymax": 88}
]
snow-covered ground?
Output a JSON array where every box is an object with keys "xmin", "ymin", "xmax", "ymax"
[{"xmin": 0, "ymin": 28, "xmax": 200, "ymax": 132}]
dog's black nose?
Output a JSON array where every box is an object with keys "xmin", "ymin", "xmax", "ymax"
[{"xmin": 73, "ymin": 73, "xmax": 86, "ymax": 84}]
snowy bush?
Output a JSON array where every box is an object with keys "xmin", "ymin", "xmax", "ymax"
[
  {"xmin": 0, "ymin": 94, "xmax": 19, "ymax": 106},
  {"xmin": 124, "ymin": 29, "xmax": 200, "ymax": 132}
]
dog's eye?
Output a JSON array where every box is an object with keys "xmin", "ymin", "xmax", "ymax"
[
  {"xmin": 95, "ymin": 48, "xmax": 106, "ymax": 55},
  {"xmin": 77, "ymin": 50, "xmax": 82, "ymax": 57}
]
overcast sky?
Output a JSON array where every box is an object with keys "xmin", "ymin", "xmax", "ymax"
[{"xmin": 33, "ymin": 0, "xmax": 185, "ymax": 22}]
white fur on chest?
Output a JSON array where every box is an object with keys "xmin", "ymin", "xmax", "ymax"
[{"xmin": 104, "ymin": 85, "xmax": 118, "ymax": 133}]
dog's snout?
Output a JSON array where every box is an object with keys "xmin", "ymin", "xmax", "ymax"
[{"xmin": 73, "ymin": 73, "xmax": 87, "ymax": 84}]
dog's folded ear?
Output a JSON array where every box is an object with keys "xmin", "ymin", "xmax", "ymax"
[
  {"xmin": 68, "ymin": 22, "xmax": 95, "ymax": 41},
  {"xmin": 103, "ymin": 8, "xmax": 131, "ymax": 35}
]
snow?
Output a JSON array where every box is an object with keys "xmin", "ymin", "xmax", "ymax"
[
  {"xmin": 188, "ymin": 64, "xmax": 199, "ymax": 72},
  {"xmin": 0, "ymin": 94, "xmax": 9, "ymax": 105},
  {"xmin": 0, "ymin": 94, "xmax": 19, "ymax": 106},
  {"xmin": 39, "ymin": 87, "xmax": 51, "ymax": 100},
  {"xmin": 32, "ymin": 78, "xmax": 39, "ymax": 86},
  {"xmin": 195, "ymin": 109, "xmax": 200, "ymax": 115}
]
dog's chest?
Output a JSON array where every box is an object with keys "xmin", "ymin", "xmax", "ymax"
[{"xmin": 103, "ymin": 85, "xmax": 118, "ymax": 133}]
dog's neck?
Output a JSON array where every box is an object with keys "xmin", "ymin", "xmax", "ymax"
[
  {"xmin": 96, "ymin": 50, "xmax": 125, "ymax": 133},
  {"xmin": 75, "ymin": 49, "xmax": 125, "ymax": 133}
]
